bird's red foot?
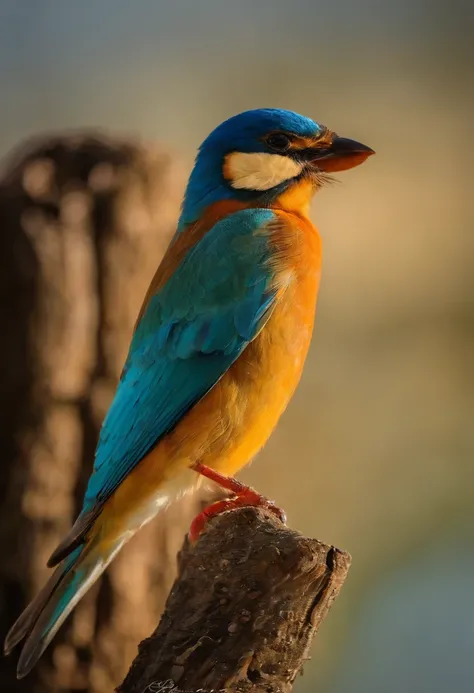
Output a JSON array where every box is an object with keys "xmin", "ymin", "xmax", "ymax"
[{"xmin": 188, "ymin": 462, "xmax": 286, "ymax": 543}]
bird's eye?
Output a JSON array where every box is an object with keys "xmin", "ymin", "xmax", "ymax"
[{"xmin": 266, "ymin": 133, "xmax": 292, "ymax": 153}]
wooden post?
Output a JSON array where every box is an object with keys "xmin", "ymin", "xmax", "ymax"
[
  {"xmin": 118, "ymin": 507, "xmax": 351, "ymax": 693},
  {"xmin": 0, "ymin": 132, "xmax": 197, "ymax": 693}
]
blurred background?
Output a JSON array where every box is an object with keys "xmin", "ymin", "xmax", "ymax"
[{"xmin": 0, "ymin": 1, "xmax": 473, "ymax": 692}]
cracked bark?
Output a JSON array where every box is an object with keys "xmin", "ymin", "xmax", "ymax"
[{"xmin": 118, "ymin": 507, "xmax": 351, "ymax": 693}]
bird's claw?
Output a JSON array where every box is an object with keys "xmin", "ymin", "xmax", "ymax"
[
  {"xmin": 188, "ymin": 461, "xmax": 287, "ymax": 543},
  {"xmin": 188, "ymin": 488, "xmax": 287, "ymax": 544}
]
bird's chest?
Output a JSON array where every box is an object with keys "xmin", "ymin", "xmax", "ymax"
[
  {"xmin": 209, "ymin": 261, "xmax": 320, "ymax": 473},
  {"xmin": 235, "ymin": 210, "xmax": 321, "ymax": 395},
  {"xmin": 234, "ymin": 262, "xmax": 320, "ymax": 402}
]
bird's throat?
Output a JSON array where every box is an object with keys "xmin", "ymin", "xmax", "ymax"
[{"xmin": 271, "ymin": 178, "xmax": 315, "ymax": 219}]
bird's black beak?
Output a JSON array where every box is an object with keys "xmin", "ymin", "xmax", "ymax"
[{"xmin": 310, "ymin": 135, "xmax": 375, "ymax": 173}]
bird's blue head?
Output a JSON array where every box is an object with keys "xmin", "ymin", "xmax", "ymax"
[{"xmin": 178, "ymin": 108, "xmax": 374, "ymax": 229}]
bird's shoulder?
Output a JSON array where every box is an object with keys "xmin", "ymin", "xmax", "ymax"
[{"xmin": 135, "ymin": 201, "xmax": 302, "ymax": 326}]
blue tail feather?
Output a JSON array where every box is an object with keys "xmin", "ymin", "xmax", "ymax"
[{"xmin": 4, "ymin": 541, "xmax": 119, "ymax": 679}]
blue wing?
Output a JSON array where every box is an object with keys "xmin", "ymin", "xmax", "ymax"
[{"xmin": 82, "ymin": 208, "xmax": 283, "ymax": 516}]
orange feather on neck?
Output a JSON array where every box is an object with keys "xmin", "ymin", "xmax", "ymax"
[{"xmin": 271, "ymin": 178, "xmax": 315, "ymax": 219}]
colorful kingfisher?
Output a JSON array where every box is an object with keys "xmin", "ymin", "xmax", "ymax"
[{"xmin": 5, "ymin": 108, "xmax": 374, "ymax": 677}]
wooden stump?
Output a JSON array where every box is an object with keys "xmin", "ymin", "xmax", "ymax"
[
  {"xmin": 0, "ymin": 131, "xmax": 202, "ymax": 693},
  {"xmin": 119, "ymin": 508, "xmax": 351, "ymax": 693}
]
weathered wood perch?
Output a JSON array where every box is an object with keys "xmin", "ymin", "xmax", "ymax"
[{"xmin": 118, "ymin": 507, "xmax": 351, "ymax": 693}]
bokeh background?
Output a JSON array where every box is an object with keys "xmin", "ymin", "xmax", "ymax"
[{"xmin": 1, "ymin": 1, "xmax": 473, "ymax": 692}]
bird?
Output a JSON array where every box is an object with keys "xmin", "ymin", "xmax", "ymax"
[{"xmin": 4, "ymin": 108, "xmax": 374, "ymax": 677}]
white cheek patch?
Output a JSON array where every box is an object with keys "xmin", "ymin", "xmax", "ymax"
[{"xmin": 224, "ymin": 152, "xmax": 303, "ymax": 191}]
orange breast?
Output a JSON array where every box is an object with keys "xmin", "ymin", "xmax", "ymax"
[{"xmin": 197, "ymin": 209, "xmax": 322, "ymax": 475}]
